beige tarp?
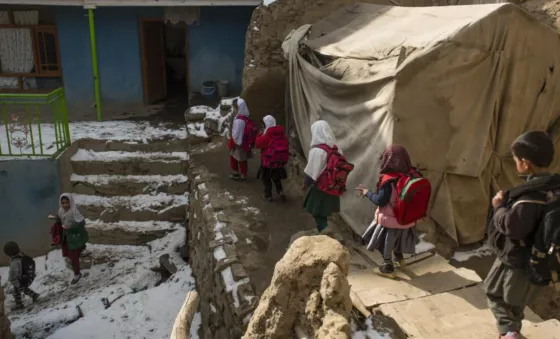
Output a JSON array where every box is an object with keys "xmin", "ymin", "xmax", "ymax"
[{"xmin": 283, "ymin": 3, "xmax": 560, "ymax": 245}]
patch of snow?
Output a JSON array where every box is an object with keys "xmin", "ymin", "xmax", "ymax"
[
  {"xmin": 71, "ymin": 174, "xmax": 188, "ymax": 185},
  {"xmin": 263, "ymin": 0, "xmax": 278, "ymax": 6},
  {"xmin": 245, "ymin": 238, "xmax": 253, "ymax": 244},
  {"xmin": 210, "ymin": 304, "xmax": 216, "ymax": 313},
  {"xmin": 71, "ymin": 149, "xmax": 188, "ymax": 162},
  {"xmin": 415, "ymin": 234, "xmax": 435, "ymax": 253},
  {"xmin": 190, "ymin": 312, "xmax": 202, "ymax": 338},
  {"xmin": 352, "ymin": 319, "xmax": 392, "ymax": 339},
  {"xmin": 198, "ymin": 183, "xmax": 207, "ymax": 191},
  {"xmin": 187, "ymin": 122, "xmax": 208, "ymax": 138},
  {"xmin": 189, "ymin": 106, "xmax": 212, "ymax": 114},
  {"xmin": 213, "ymin": 247, "xmax": 227, "ymax": 261},
  {"xmin": 73, "ymin": 193, "xmax": 188, "ymax": 212},
  {"xmin": 452, "ymin": 243, "xmax": 493, "ymax": 262},
  {"xmin": 253, "ymin": 26, "xmax": 260, "ymax": 31},
  {"xmin": 220, "ymin": 266, "xmax": 250, "ymax": 308},
  {"xmin": 85, "ymin": 219, "xmax": 179, "ymax": 233}
]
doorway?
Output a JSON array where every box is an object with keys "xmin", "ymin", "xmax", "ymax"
[{"xmin": 139, "ymin": 18, "xmax": 189, "ymax": 105}]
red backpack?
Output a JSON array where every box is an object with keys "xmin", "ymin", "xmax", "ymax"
[
  {"xmin": 380, "ymin": 170, "xmax": 432, "ymax": 225},
  {"xmin": 262, "ymin": 136, "xmax": 290, "ymax": 168},
  {"xmin": 315, "ymin": 144, "xmax": 354, "ymax": 196},
  {"xmin": 237, "ymin": 116, "xmax": 258, "ymax": 152}
]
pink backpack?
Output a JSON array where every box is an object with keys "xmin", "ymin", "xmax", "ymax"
[
  {"xmin": 262, "ymin": 136, "xmax": 290, "ymax": 168},
  {"xmin": 237, "ymin": 116, "xmax": 257, "ymax": 152},
  {"xmin": 315, "ymin": 144, "xmax": 354, "ymax": 196}
]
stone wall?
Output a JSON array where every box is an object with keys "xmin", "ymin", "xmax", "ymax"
[
  {"xmin": 1, "ymin": 281, "xmax": 14, "ymax": 339},
  {"xmin": 186, "ymin": 165, "xmax": 260, "ymax": 339}
]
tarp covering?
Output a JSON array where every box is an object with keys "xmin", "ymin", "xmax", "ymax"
[{"xmin": 283, "ymin": 3, "xmax": 560, "ymax": 244}]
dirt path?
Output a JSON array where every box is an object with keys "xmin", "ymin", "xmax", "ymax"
[{"xmin": 192, "ymin": 143, "xmax": 316, "ymax": 292}]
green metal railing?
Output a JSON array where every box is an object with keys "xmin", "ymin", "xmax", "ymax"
[{"xmin": 0, "ymin": 88, "xmax": 71, "ymax": 157}]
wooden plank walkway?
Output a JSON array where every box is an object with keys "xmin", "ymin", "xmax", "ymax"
[{"xmin": 347, "ymin": 246, "xmax": 560, "ymax": 338}]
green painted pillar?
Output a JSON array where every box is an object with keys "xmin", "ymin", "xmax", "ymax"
[{"xmin": 87, "ymin": 8, "xmax": 102, "ymax": 121}]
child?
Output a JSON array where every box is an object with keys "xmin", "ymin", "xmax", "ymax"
[
  {"xmin": 255, "ymin": 115, "xmax": 289, "ymax": 202},
  {"xmin": 302, "ymin": 120, "xmax": 342, "ymax": 233},
  {"xmin": 51, "ymin": 193, "xmax": 89, "ymax": 285},
  {"xmin": 228, "ymin": 98, "xmax": 254, "ymax": 181},
  {"xmin": 358, "ymin": 145, "xmax": 418, "ymax": 279},
  {"xmin": 3, "ymin": 241, "xmax": 39, "ymax": 310},
  {"xmin": 486, "ymin": 131, "xmax": 559, "ymax": 339}
]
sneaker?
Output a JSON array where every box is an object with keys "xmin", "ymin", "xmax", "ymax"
[
  {"xmin": 500, "ymin": 332, "xmax": 520, "ymax": 339},
  {"xmin": 31, "ymin": 292, "xmax": 40, "ymax": 303},
  {"xmin": 262, "ymin": 195, "xmax": 273, "ymax": 202},
  {"xmin": 375, "ymin": 264, "xmax": 396, "ymax": 279},
  {"xmin": 394, "ymin": 259, "xmax": 407, "ymax": 268},
  {"xmin": 229, "ymin": 173, "xmax": 240, "ymax": 180},
  {"xmin": 71, "ymin": 273, "xmax": 82, "ymax": 285}
]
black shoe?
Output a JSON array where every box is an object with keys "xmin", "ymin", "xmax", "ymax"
[
  {"xmin": 229, "ymin": 173, "xmax": 240, "ymax": 180},
  {"xmin": 375, "ymin": 263, "xmax": 396, "ymax": 279},
  {"xmin": 71, "ymin": 273, "xmax": 82, "ymax": 285},
  {"xmin": 32, "ymin": 292, "xmax": 40, "ymax": 303}
]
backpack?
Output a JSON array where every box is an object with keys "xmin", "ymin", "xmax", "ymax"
[
  {"xmin": 16, "ymin": 253, "xmax": 36, "ymax": 287},
  {"xmin": 380, "ymin": 169, "xmax": 432, "ymax": 225},
  {"xmin": 525, "ymin": 189, "xmax": 560, "ymax": 289},
  {"xmin": 237, "ymin": 116, "xmax": 258, "ymax": 153},
  {"xmin": 262, "ymin": 136, "xmax": 290, "ymax": 168},
  {"xmin": 315, "ymin": 144, "xmax": 354, "ymax": 196}
]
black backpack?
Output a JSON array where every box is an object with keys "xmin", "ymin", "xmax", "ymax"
[
  {"xmin": 526, "ymin": 188, "xmax": 560, "ymax": 289},
  {"xmin": 16, "ymin": 253, "xmax": 36, "ymax": 287}
]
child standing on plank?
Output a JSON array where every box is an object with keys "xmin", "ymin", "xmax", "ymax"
[
  {"xmin": 49, "ymin": 193, "xmax": 89, "ymax": 285},
  {"xmin": 3, "ymin": 241, "xmax": 39, "ymax": 310},
  {"xmin": 302, "ymin": 120, "xmax": 353, "ymax": 233},
  {"xmin": 358, "ymin": 145, "xmax": 430, "ymax": 279},
  {"xmin": 486, "ymin": 131, "xmax": 560, "ymax": 339},
  {"xmin": 228, "ymin": 98, "xmax": 257, "ymax": 181},
  {"xmin": 255, "ymin": 115, "xmax": 289, "ymax": 202}
]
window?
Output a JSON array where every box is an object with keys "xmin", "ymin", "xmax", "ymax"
[{"xmin": 0, "ymin": 9, "xmax": 62, "ymax": 92}]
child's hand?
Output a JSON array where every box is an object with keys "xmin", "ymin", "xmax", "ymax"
[
  {"xmin": 48, "ymin": 214, "xmax": 56, "ymax": 220},
  {"xmin": 62, "ymin": 224, "xmax": 70, "ymax": 230},
  {"xmin": 492, "ymin": 191, "xmax": 504, "ymax": 208},
  {"xmin": 355, "ymin": 184, "xmax": 369, "ymax": 198}
]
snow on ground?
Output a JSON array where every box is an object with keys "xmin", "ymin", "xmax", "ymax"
[
  {"xmin": 187, "ymin": 122, "xmax": 208, "ymax": 138},
  {"xmin": 352, "ymin": 319, "xmax": 392, "ymax": 339},
  {"xmin": 452, "ymin": 243, "xmax": 493, "ymax": 262},
  {"xmin": 0, "ymin": 228, "xmax": 196, "ymax": 339},
  {"xmin": 73, "ymin": 193, "xmax": 188, "ymax": 212},
  {"xmin": 0, "ymin": 120, "xmax": 186, "ymax": 158},
  {"xmin": 186, "ymin": 98, "xmax": 235, "ymax": 140},
  {"xmin": 71, "ymin": 173, "xmax": 188, "ymax": 186},
  {"xmin": 415, "ymin": 234, "xmax": 435, "ymax": 253},
  {"xmin": 71, "ymin": 149, "xmax": 188, "ymax": 162}
]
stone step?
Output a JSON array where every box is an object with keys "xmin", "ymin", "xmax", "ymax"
[
  {"xmin": 79, "ymin": 243, "xmax": 151, "ymax": 269},
  {"xmin": 71, "ymin": 149, "xmax": 188, "ymax": 176},
  {"xmin": 85, "ymin": 219, "xmax": 181, "ymax": 245},
  {"xmin": 74, "ymin": 193, "xmax": 187, "ymax": 222},
  {"xmin": 71, "ymin": 174, "xmax": 189, "ymax": 196},
  {"xmin": 77, "ymin": 138, "xmax": 187, "ymax": 152}
]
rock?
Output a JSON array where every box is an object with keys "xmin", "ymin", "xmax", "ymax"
[
  {"xmin": 0, "ymin": 280, "xmax": 14, "ymax": 339},
  {"xmin": 242, "ymin": 235, "xmax": 351, "ymax": 339}
]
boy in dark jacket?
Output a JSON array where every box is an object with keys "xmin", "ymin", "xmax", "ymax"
[
  {"xmin": 3, "ymin": 241, "xmax": 39, "ymax": 310},
  {"xmin": 486, "ymin": 131, "xmax": 559, "ymax": 339}
]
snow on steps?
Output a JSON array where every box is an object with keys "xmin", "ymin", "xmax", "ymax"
[
  {"xmin": 85, "ymin": 219, "xmax": 181, "ymax": 246},
  {"xmin": 71, "ymin": 174, "xmax": 189, "ymax": 196},
  {"xmin": 71, "ymin": 149, "xmax": 188, "ymax": 176},
  {"xmin": 74, "ymin": 193, "xmax": 188, "ymax": 222}
]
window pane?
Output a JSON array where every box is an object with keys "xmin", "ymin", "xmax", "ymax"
[{"xmin": 37, "ymin": 31, "xmax": 58, "ymax": 66}]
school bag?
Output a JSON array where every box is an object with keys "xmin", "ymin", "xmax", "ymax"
[
  {"xmin": 524, "ymin": 188, "xmax": 560, "ymax": 288},
  {"xmin": 15, "ymin": 253, "xmax": 36, "ymax": 287},
  {"xmin": 380, "ymin": 169, "xmax": 432, "ymax": 225},
  {"xmin": 262, "ymin": 136, "xmax": 290, "ymax": 168},
  {"xmin": 236, "ymin": 116, "xmax": 258, "ymax": 153},
  {"xmin": 315, "ymin": 144, "xmax": 354, "ymax": 196}
]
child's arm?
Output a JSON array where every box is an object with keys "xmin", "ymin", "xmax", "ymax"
[
  {"xmin": 364, "ymin": 182, "xmax": 393, "ymax": 207},
  {"xmin": 8, "ymin": 260, "xmax": 22, "ymax": 289},
  {"xmin": 493, "ymin": 202, "xmax": 543, "ymax": 240},
  {"xmin": 254, "ymin": 133, "xmax": 270, "ymax": 150}
]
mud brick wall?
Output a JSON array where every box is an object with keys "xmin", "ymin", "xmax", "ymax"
[
  {"xmin": 187, "ymin": 166, "xmax": 259, "ymax": 339},
  {"xmin": 1, "ymin": 281, "xmax": 14, "ymax": 339}
]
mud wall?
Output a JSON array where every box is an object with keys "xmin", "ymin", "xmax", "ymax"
[
  {"xmin": 186, "ymin": 165, "xmax": 259, "ymax": 339},
  {"xmin": 1, "ymin": 282, "xmax": 14, "ymax": 339}
]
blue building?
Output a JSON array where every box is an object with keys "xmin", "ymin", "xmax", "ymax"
[{"xmin": 0, "ymin": 0, "xmax": 257, "ymax": 116}]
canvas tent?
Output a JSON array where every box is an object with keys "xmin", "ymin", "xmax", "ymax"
[{"xmin": 283, "ymin": 3, "xmax": 560, "ymax": 245}]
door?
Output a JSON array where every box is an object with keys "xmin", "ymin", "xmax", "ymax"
[{"xmin": 140, "ymin": 19, "xmax": 167, "ymax": 104}]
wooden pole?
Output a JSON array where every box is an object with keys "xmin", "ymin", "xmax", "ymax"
[{"xmin": 170, "ymin": 290, "xmax": 200, "ymax": 339}]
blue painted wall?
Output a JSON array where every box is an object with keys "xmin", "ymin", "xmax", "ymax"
[
  {"xmin": 55, "ymin": 7, "xmax": 163, "ymax": 108},
  {"xmin": 55, "ymin": 6, "xmax": 252, "ymax": 108},
  {"xmin": 0, "ymin": 159, "xmax": 60, "ymax": 265},
  {"xmin": 189, "ymin": 6, "xmax": 254, "ymax": 95}
]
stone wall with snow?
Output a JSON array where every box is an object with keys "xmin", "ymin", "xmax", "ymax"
[
  {"xmin": 0, "ymin": 281, "xmax": 14, "ymax": 339},
  {"xmin": 186, "ymin": 166, "xmax": 260, "ymax": 338}
]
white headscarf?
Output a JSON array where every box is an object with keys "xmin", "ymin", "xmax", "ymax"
[
  {"xmin": 310, "ymin": 120, "xmax": 336, "ymax": 147},
  {"xmin": 232, "ymin": 98, "xmax": 250, "ymax": 146},
  {"xmin": 263, "ymin": 115, "xmax": 276, "ymax": 134},
  {"xmin": 235, "ymin": 98, "xmax": 250, "ymax": 118},
  {"xmin": 58, "ymin": 193, "xmax": 85, "ymax": 225}
]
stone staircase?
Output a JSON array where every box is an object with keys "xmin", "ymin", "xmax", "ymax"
[{"xmin": 66, "ymin": 139, "xmax": 188, "ymax": 247}]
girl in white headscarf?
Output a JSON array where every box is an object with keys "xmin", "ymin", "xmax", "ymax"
[
  {"xmin": 228, "ymin": 98, "xmax": 252, "ymax": 181},
  {"xmin": 302, "ymin": 120, "xmax": 342, "ymax": 232},
  {"xmin": 255, "ymin": 115, "xmax": 289, "ymax": 201},
  {"xmin": 55, "ymin": 193, "xmax": 88, "ymax": 284}
]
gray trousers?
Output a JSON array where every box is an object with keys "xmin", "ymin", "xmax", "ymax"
[{"xmin": 484, "ymin": 258, "xmax": 539, "ymax": 334}]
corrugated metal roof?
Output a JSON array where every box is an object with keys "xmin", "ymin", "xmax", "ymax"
[{"xmin": 0, "ymin": 0, "xmax": 259, "ymax": 6}]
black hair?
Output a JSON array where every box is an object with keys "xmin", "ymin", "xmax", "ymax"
[
  {"xmin": 511, "ymin": 131, "xmax": 554, "ymax": 168},
  {"xmin": 3, "ymin": 241, "xmax": 20, "ymax": 257},
  {"xmin": 60, "ymin": 196, "xmax": 70, "ymax": 202}
]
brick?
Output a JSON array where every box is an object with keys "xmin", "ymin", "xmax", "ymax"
[
  {"xmin": 231, "ymin": 263, "xmax": 249, "ymax": 280},
  {"xmin": 214, "ymin": 257, "xmax": 239, "ymax": 272}
]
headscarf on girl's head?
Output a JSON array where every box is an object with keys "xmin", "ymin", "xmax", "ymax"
[
  {"xmin": 263, "ymin": 115, "xmax": 276, "ymax": 133},
  {"xmin": 58, "ymin": 193, "xmax": 85, "ymax": 224},
  {"xmin": 310, "ymin": 120, "xmax": 336, "ymax": 148},
  {"xmin": 379, "ymin": 145, "xmax": 412, "ymax": 174},
  {"xmin": 235, "ymin": 98, "xmax": 250, "ymax": 118}
]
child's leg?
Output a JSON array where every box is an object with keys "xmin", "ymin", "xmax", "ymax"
[
  {"xmin": 262, "ymin": 172, "xmax": 273, "ymax": 199},
  {"xmin": 21, "ymin": 286, "xmax": 39, "ymax": 301},
  {"xmin": 229, "ymin": 156, "xmax": 239, "ymax": 174},
  {"xmin": 239, "ymin": 161, "xmax": 248, "ymax": 178},
  {"xmin": 68, "ymin": 249, "xmax": 81, "ymax": 275},
  {"xmin": 273, "ymin": 179, "xmax": 284, "ymax": 194},
  {"xmin": 12, "ymin": 287, "xmax": 23, "ymax": 307},
  {"xmin": 313, "ymin": 216, "xmax": 328, "ymax": 233}
]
